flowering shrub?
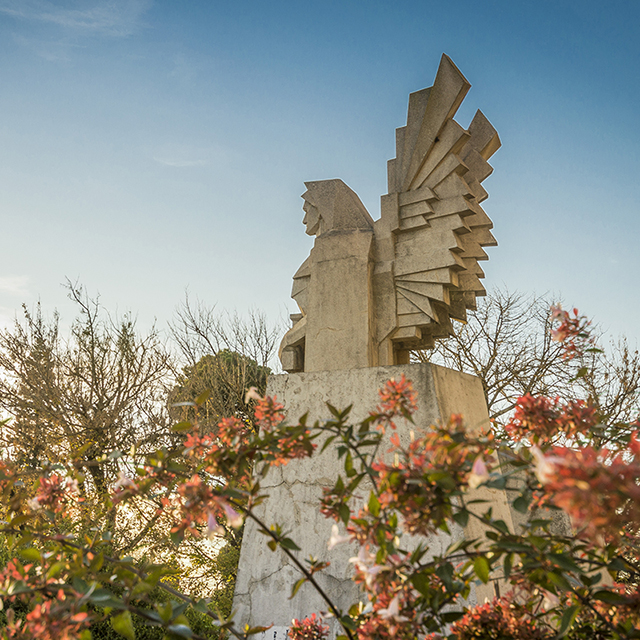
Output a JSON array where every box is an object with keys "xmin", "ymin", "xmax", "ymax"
[
  {"xmin": 505, "ymin": 394, "xmax": 600, "ymax": 445},
  {"xmin": 550, "ymin": 305, "xmax": 593, "ymax": 359},
  {"xmin": 288, "ymin": 613, "xmax": 329, "ymax": 640},
  {"xmin": 0, "ymin": 305, "xmax": 638, "ymax": 640},
  {"xmin": 427, "ymin": 597, "xmax": 550, "ymax": 640}
]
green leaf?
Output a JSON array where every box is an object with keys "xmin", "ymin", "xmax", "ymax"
[
  {"xmin": 436, "ymin": 563, "xmax": 454, "ymax": 591},
  {"xmin": 90, "ymin": 553, "xmax": 104, "ymax": 572},
  {"xmin": 157, "ymin": 602, "xmax": 173, "ymax": 624},
  {"xmin": 411, "ymin": 572, "xmax": 430, "ymax": 597},
  {"xmin": 131, "ymin": 581, "xmax": 154, "ymax": 598},
  {"xmin": 170, "ymin": 530, "xmax": 184, "ymax": 546},
  {"xmin": 290, "ymin": 577, "xmax": 306, "ymax": 599},
  {"xmin": 368, "ymin": 492, "xmax": 380, "ymax": 517},
  {"xmin": 442, "ymin": 611, "xmax": 464, "ymax": 623},
  {"xmin": 280, "ymin": 537, "xmax": 301, "ymax": 551},
  {"xmin": 19, "ymin": 547, "xmax": 41, "ymax": 563},
  {"xmin": 326, "ymin": 403, "xmax": 341, "ymax": 418},
  {"xmin": 548, "ymin": 553, "xmax": 581, "ymax": 574},
  {"xmin": 504, "ymin": 553, "xmax": 513, "ymax": 579},
  {"xmin": 548, "ymin": 571, "xmax": 572, "ymax": 591},
  {"xmin": 172, "ymin": 421, "xmax": 193, "ymax": 433},
  {"xmin": 492, "ymin": 519, "xmax": 510, "ymax": 534},
  {"xmin": 513, "ymin": 495, "xmax": 530, "ymax": 514},
  {"xmin": 593, "ymin": 589, "xmax": 628, "ymax": 605},
  {"xmin": 111, "ymin": 610, "xmax": 135, "ymax": 640},
  {"xmin": 474, "ymin": 556, "xmax": 490, "ymax": 583},
  {"xmin": 79, "ymin": 631, "xmax": 92, "ymax": 640},
  {"xmin": 608, "ymin": 557, "xmax": 631, "ymax": 573},
  {"xmin": 9, "ymin": 514, "xmax": 32, "ymax": 527},
  {"xmin": 245, "ymin": 626, "xmax": 273, "ymax": 635},
  {"xmin": 166, "ymin": 624, "xmax": 193, "ymax": 638},
  {"xmin": 320, "ymin": 435, "xmax": 337, "ymax": 453},
  {"xmin": 338, "ymin": 503, "xmax": 350, "ymax": 525},
  {"xmin": 558, "ymin": 604, "xmax": 579, "ymax": 636},
  {"xmin": 344, "ymin": 452, "xmax": 356, "ymax": 478},
  {"xmin": 452, "ymin": 510, "xmax": 469, "ymax": 528},
  {"xmin": 339, "ymin": 615, "xmax": 357, "ymax": 631},
  {"xmin": 195, "ymin": 389, "xmax": 211, "ymax": 405}
]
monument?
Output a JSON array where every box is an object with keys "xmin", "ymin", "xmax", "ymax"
[
  {"xmin": 279, "ymin": 53, "xmax": 498, "ymax": 374},
  {"xmin": 233, "ymin": 55, "xmax": 511, "ymax": 638}
]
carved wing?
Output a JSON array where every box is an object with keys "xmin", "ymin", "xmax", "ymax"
[{"xmin": 383, "ymin": 54, "xmax": 499, "ymax": 350}]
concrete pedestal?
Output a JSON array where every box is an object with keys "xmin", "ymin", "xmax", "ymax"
[{"xmin": 233, "ymin": 364, "xmax": 512, "ymax": 638}]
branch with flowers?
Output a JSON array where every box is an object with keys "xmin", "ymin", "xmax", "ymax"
[{"xmin": 0, "ymin": 305, "xmax": 639, "ymax": 639}]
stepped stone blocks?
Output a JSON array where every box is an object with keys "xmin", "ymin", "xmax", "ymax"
[
  {"xmin": 279, "ymin": 54, "xmax": 499, "ymax": 373},
  {"xmin": 233, "ymin": 364, "xmax": 515, "ymax": 638}
]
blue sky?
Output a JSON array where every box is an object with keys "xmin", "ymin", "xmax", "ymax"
[{"xmin": 0, "ymin": 0, "xmax": 638, "ymax": 345}]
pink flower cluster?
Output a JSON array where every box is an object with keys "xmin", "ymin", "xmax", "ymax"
[
  {"xmin": 550, "ymin": 304, "xmax": 593, "ymax": 359},
  {"xmin": 372, "ymin": 375, "xmax": 418, "ymax": 431},
  {"xmin": 535, "ymin": 435, "xmax": 640, "ymax": 544},
  {"xmin": 288, "ymin": 613, "xmax": 329, "ymax": 640},
  {"xmin": 2, "ymin": 593, "xmax": 90, "ymax": 640},
  {"xmin": 28, "ymin": 474, "xmax": 79, "ymax": 514},
  {"xmin": 505, "ymin": 394, "xmax": 599, "ymax": 444}
]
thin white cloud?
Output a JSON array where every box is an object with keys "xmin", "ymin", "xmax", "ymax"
[
  {"xmin": 0, "ymin": 0, "xmax": 152, "ymax": 37},
  {"xmin": 0, "ymin": 276, "xmax": 30, "ymax": 298}
]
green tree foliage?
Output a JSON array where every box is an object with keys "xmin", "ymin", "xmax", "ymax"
[{"xmin": 170, "ymin": 350, "xmax": 270, "ymax": 432}]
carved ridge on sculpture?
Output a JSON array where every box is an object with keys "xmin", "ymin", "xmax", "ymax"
[{"xmin": 279, "ymin": 54, "xmax": 500, "ymax": 373}]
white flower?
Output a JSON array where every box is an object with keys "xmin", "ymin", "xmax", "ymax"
[
  {"xmin": 327, "ymin": 524, "xmax": 351, "ymax": 550},
  {"xmin": 468, "ymin": 455, "xmax": 489, "ymax": 489},
  {"xmin": 27, "ymin": 497, "xmax": 41, "ymax": 511},
  {"xmin": 65, "ymin": 477, "xmax": 79, "ymax": 494},
  {"xmin": 113, "ymin": 471, "xmax": 137, "ymax": 492},
  {"xmin": 377, "ymin": 595, "xmax": 408, "ymax": 621},
  {"xmin": 349, "ymin": 546, "xmax": 388, "ymax": 588},
  {"xmin": 531, "ymin": 446, "xmax": 561, "ymax": 484},
  {"xmin": 244, "ymin": 387, "xmax": 262, "ymax": 403}
]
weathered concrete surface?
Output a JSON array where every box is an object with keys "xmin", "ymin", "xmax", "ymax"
[{"xmin": 233, "ymin": 364, "xmax": 513, "ymax": 638}]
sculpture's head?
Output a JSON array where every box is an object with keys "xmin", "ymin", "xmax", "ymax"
[{"xmin": 301, "ymin": 179, "xmax": 374, "ymax": 237}]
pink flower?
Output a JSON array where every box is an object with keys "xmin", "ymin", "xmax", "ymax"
[
  {"xmin": 206, "ymin": 512, "xmax": 224, "ymax": 538},
  {"xmin": 223, "ymin": 502, "xmax": 244, "ymax": 528},
  {"xmin": 468, "ymin": 456, "xmax": 489, "ymax": 489},
  {"xmin": 113, "ymin": 471, "xmax": 138, "ymax": 492}
]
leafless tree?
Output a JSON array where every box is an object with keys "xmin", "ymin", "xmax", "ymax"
[
  {"xmin": 414, "ymin": 289, "xmax": 640, "ymax": 438},
  {"xmin": 0, "ymin": 283, "xmax": 175, "ymax": 545}
]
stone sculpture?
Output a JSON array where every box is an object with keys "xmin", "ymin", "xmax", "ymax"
[{"xmin": 279, "ymin": 54, "xmax": 499, "ymax": 373}]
